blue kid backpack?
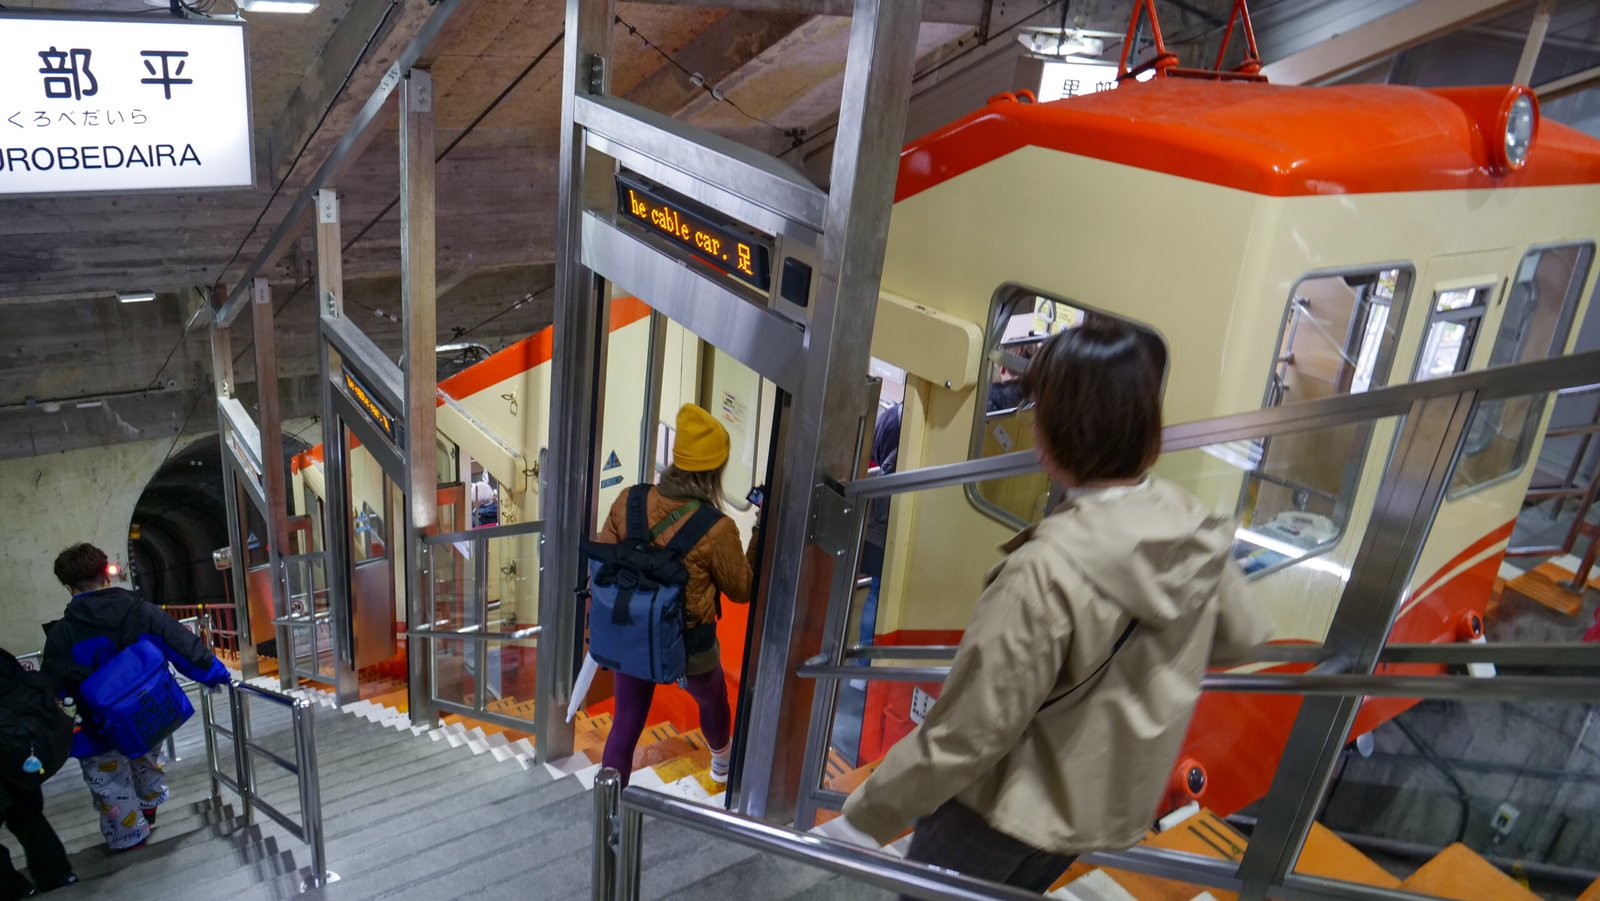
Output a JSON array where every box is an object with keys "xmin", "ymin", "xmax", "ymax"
[
  {"xmin": 78, "ymin": 606, "xmax": 193, "ymax": 758},
  {"xmin": 582, "ymin": 485, "xmax": 724, "ymax": 684}
]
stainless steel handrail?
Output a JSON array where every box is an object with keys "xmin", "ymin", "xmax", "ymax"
[
  {"xmin": 848, "ymin": 348, "xmax": 1600, "ymax": 501},
  {"xmin": 199, "ymin": 674, "xmax": 333, "ymax": 889},
  {"xmin": 835, "ymin": 640, "xmax": 1600, "ymax": 669},
  {"xmin": 407, "ymin": 625, "xmax": 540, "ymax": 641},
  {"xmin": 807, "ymin": 646, "xmax": 1356, "ymax": 681},
  {"xmin": 593, "ymin": 772, "xmax": 1044, "ymax": 901},
  {"xmin": 421, "ymin": 519, "xmax": 545, "ymax": 545},
  {"xmin": 797, "ymin": 662, "xmax": 1600, "ymax": 701}
]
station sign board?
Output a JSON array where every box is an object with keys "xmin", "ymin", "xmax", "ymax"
[
  {"xmin": 1035, "ymin": 60, "xmax": 1148, "ymax": 102},
  {"xmin": 0, "ymin": 13, "xmax": 253, "ymax": 195},
  {"xmin": 341, "ymin": 367, "xmax": 400, "ymax": 445},
  {"xmin": 615, "ymin": 171, "xmax": 773, "ymax": 293}
]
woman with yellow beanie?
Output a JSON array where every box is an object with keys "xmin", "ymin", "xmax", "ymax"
[{"xmin": 593, "ymin": 403, "xmax": 759, "ymax": 786}]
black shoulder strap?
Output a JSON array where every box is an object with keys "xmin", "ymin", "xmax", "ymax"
[
  {"xmin": 116, "ymin": 599, "xmax": 144, "ymax": 649},
  {"xmin": 624, "ymin": 484, "xmax": 651, "ymax": 543},
  {"xmin": 1038, "ymin": 618, "xmax": 1137, "ymax": 714},
  {"xmin": 664, "ymin": 504, "xmax": 724, "ymax": 558}
]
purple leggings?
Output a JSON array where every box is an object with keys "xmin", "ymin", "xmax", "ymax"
[{"xmin": 602, "ymin": 662, "xmax": 731, "ymax": 785}]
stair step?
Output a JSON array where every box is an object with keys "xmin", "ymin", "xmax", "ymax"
[
  {"xmin": 65, "ymin": 818, "xmax": 299, "ymax": 899},
  {"xmin": 304, "ymin": 781, "xmax": 592, "ymax": 900},
  {"xmin": 58, "ymin": 800, "xmax": 244, "ymax": 884},
  {"xmin": 1398, "ymin": 843, "xmax": 1541, "ymax": 901},
  {"xmin": 1504, "ymin": 561, "xmax": 1586, "ymax": 616}
]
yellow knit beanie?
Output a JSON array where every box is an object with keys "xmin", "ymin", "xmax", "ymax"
[{"xmin": 673, "ymin": 403, "xmax": 730, "ymax": 472}]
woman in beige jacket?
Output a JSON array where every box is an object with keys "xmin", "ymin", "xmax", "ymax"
[{"xmin": 837, "ymin": 321, "xmax": 1268, "ymax": 892}]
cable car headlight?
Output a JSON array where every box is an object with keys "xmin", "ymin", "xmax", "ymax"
[{"xmin": 1498, "ymin": 88, "xmax": 1538, "ymax": 172}]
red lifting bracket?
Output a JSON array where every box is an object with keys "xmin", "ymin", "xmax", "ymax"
[{"xmin": 1118, "ymin": 0, "xmax": 1268, "ymax": 84}]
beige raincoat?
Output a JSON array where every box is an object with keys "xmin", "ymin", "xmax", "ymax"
[{"xmin": 842, "ymin": 476, "xmax": 1267, "ymax": 854}]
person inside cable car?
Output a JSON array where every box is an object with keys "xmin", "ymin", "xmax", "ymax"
[
  {"xmin": 592, "ymin": 404, "xmax": 759, "ymax": 786},
  {"xmin": 828, "ymin": 321, "xmax": 1267, "ymax": 892}
]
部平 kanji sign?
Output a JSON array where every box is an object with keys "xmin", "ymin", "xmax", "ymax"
[{"xmin": 0, "ymin": 14, "xmax": 252, "ymax": 195}]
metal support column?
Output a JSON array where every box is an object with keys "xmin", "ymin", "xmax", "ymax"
[
  {"xmin": 592, "ymin": 768, "xmax": 621, "ymax": 901},
  {"xmin": 1235, "ymin": 392, "xmax": 1479, "ymax": 900},
  {"xmin": 539, "ymin": 0, "xmax": 617, "ymax": 764},
  {"xmin": 315, "ymin": 188, "xmax": 361, "ymax": 704},
  {"xmin": 638, "ymin": 311, "xmax": 669, "ymax": 485},
  {"xmin": 212, "ymin": 315, "xmax": 258, "ymax": 679},
  {"xmin": 401, "ymin": 68, "xmax": 440, "ymax": 726},
  {"xmin": 1514, "ymin": 0, "xmax": 1557, "ymax": 85},
  {"xmin": 252, "ymin": 277, "xmax": 294, "ymax": 689},
  {"xmin": 738, "ymin": 0, "xmax": 926, "ymax": 819},
  {"xmin": 291, "ymin": 699, "xmax": 329, "ymax": 887}
]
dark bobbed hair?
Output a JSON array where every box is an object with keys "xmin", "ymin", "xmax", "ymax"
[
  {"xmin": 1019, "ymin": 321, "xmax": 1164, "ymax": 483},
  {"xmin": 54, "ymin": 543, "xmax": 110, "ymax": 593}
]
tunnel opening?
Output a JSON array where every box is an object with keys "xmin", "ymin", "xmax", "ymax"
[{"xmin": 128, "ymin": 431, "xmax": 310, "ymax": 608}]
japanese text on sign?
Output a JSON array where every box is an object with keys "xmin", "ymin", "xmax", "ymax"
[
  {"xmin": 1035, "ymin": 60, "xmax": 1149, "ymax": 103},
  {"xmin": 0, "ymin": 14, "xmax": 252, "ymax": 194}
]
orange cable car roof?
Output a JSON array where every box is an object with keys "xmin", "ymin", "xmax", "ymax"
[{"xmin": 896, "ymin": 79, "xmax": 1600, "ymax": 201}]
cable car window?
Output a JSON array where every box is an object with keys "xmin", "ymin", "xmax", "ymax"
[
  {"xmin": 1233, "ymin": 267, "xmax": 1413, "ymax": 578},
  {"xmin": 967, "ymin": 287, "xmax": 1166, "ymax": 529},
  {"xmin": 1448, "ymin": 243, "xmax": 1594, "ymax": 499},
  {"xmin": 1415, "ymin": 287, "xmax": 1490, "ymax": 381}
]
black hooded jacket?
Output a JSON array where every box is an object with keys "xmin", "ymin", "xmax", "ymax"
[{"xmin": 41, "ymin": 588, "xmax": 227, "ymax": 756}]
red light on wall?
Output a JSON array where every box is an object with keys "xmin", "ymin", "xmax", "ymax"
[{"xmin": 106, "ymin": 563, "xmax": 122, "ymax": 578}]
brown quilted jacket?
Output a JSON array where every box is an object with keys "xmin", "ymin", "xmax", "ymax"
[{"xmin": 596, "ymin": 486, "xmax": 757, "ymax": 631}]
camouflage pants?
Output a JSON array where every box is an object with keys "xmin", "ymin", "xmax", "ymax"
[{"xmin": 78, "ymin": 750, "xmax": 169, "ymax": 850}]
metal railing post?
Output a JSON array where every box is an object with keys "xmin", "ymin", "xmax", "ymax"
[
  {"xmin": 593, "ymin": 768, "xmax": 621, "ymax": 901},
  {"xmin": 292, "ymin": 698, "xmax": 329, "ymax": 888},
  {"xmin": 616, "ymin": 796, "xmax": 643, "ymax": 901},
  {"xmin": 474, "ymin": 533, "xmax": 490, "ymax": 715},
  {"xmin": 200, "ymin": 683, "xmax": 222, "ymax": 807},
  {"xmin": 228, "ymin": 683, "xmax": 253, "ymax": 824}
]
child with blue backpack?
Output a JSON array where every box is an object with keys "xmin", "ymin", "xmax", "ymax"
[
  {"xmin": 41, "ymin": 544, "xmax": 230, "ymax": 852},
  {"xmin": 588, "ymin": 404, "xmax": 759, "ymax": 787}
]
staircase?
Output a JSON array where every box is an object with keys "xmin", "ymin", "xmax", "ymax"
[
  {"xmin": 28, "ymin": 675, "xmax": 1590, "ymax": 900},
  {"xmin": 19, "ymin": 677, "xmax": 889, "ymax": 899}
]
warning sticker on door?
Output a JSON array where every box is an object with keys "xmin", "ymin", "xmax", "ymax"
[
  {"xmin": 992, "ymin": 424, "xmax": 1013, "ymax": 452},
  {"xmin": 600, "ymin": 475, "xmax": 624, "ymax": 489},
  {"xmin": 603, "ymin": 451, "xmax": 622, "ymax": 471}
]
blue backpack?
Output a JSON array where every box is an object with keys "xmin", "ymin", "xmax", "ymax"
[
  {"xmin": 583, "ymin": 486, "xmax": 723, "ymax": 684},
  {"xmin": 79, "ymin": 607, "xmax": 193, "ymax": 758}
]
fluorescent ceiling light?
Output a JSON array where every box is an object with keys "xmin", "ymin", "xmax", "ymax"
[
  {"xmin": 117, "ymin": 291, "xmax": 156, "ymax": 304},
  {"xmin": 238, "ymin": 0, "xmax": 319, "ymax": 12},
  {"xmin": 1017, "ymin": 28, "xmax": 1107, "ymax": 60}
]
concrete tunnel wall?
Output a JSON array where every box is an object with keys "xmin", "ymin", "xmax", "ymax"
[
  {"xmin": 0, "ymin": 416, "xmax": 317, "ymax": 655},
  {"xmin": 0, "ymin": 435, "xmax": 175, "ymax": 654}
]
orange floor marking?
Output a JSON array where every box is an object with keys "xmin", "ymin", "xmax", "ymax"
[
  {"xmin": 1398, "ymin": 843, "xmax": 1540, "ymax": 901},
  {"xmin": 1505, "ymin": 562, "xmax": 1586, "ymax": 616},
  {"xmin": 1057, "ymin": 812, "xmax": 1404, "ymax": 900}
]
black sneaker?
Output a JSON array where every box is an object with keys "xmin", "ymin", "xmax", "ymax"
[{"xmin": 36, "ymin": 874, "xmax": 77, "ymax": 893}]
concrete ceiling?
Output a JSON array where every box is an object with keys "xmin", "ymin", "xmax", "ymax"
[{"xmin": 11, "ymin": 0, "xmax": 1579, "ymax": 462}]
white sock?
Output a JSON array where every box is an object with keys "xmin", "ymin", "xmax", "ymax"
[{"xmin": 710, "ymin": 742, "xmax": 731, "ymax": 781}]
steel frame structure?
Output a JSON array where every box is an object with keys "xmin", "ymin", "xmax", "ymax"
[
  {"xmin": 541, "ymin": 0, "xmax": 926, "ymax": 820},
  {"xmin": 209, "ymin": 2, "xmax": 462, "ymax": 723},
  {"xmin": 787, "ymin": 347, "xmax": 1600, "ymax": 901}
]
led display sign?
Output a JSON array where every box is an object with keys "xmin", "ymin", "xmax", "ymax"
[
  {"xmin": 0, "ymin": 13, "xmax": 252, "ymax": 195},
  {"xmin": 616, "ymin": 172, "xmax": 772, "ymax": 292},
  {"xmin": 342, "ymin": 368, "xmax": 398, "ymax": 444}
]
